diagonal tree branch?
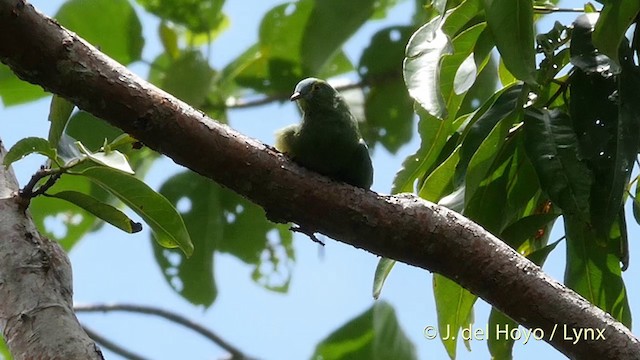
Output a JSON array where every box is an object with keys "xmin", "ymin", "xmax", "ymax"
[{"xmin": 0, "ymin": 1, "xmax": 638, "ymax": 359}]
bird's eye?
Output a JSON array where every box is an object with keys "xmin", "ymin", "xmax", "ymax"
[{"xmin": 311, "ymin": 83, "xmax": 319, "ymax": 92}]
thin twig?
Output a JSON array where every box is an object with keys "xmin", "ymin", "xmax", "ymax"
[
  {"xmin": 75, "ymin": 304, "xmax": 255, "ymax": 360},
  {"xmin": 83, "ymin": 325, "xmax": 150, "ymax": 360},
  {"xmin": 533, "ymin": 6, "xmax": 596, "ymax": 14}
]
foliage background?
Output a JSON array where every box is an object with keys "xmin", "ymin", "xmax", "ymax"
[{"xmin": 1, "ymin": 0, "xmax": 639, "ymax": 359}]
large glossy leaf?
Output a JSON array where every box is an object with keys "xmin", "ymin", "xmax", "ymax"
[
  {"xmin": 455, "ymin": 84, "xmax": 522, "ymax": 184},
  {"xmin": 564, "ymin": 216, "xmax": 631, "ymax": 327},
  {"xmin": 419, "ymin": 145, "xmax": 461, "ymax": 202},
  {"xmin": 311, "ymin": 301, "xmax": 417, "ymax": 360},
  {"xmin": 464, "ymin": 147, "xmax": 512, "ymax": 232},
  {"xmin": 465, "ymin": 106, "xmax": 520, "ymax": 204},
  {"xmin": 392, "ymin": 110, "xmax": 452, "ymax": 194},
  {"xmin": 79, "ymin": 167, "xmax": 193, "ymax": 256},
  {"xmin": 403, "ymin": 17, "xmax": 453, "ymax": 119},
  {"xmin": 433, "ymin": 274, "xmax": 476, "ymax": 359},
  {"xmin": 136, "ymin": 0, "xmax": 226, "ymax": 34},
  {"xmin": 592, "ymin": 2, "xmax": 640, "ymax": 67},
  {"xmin": 505, "ymin": 138, "xmax": 541, "ymax": 215},
  {"xmin": 485, "ymin": 0, "xmax": 536, "ymax": 84},
  {"xmin": 569, "ymin": 43, "xmax": 639, "ymax": 236},
  {"xmin": 56, "ymin": 0, "xmax": 143, "ymax": 65},
  {"xmin": 523, "ymin": 108, "xmax": 592, "ymax": 220},
  {"xmin": 0, "ymin": 63, "xmax": 47, "ymax": 106}
]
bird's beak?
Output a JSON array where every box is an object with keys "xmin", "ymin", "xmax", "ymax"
[{"xmin": 290, "ymin": 91, "xmax": 302, "ymax": 101}]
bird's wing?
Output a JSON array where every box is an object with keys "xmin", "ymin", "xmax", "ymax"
[{"xmin": 345, "ymin": 139, "xmax": 374, "ymax": 189}]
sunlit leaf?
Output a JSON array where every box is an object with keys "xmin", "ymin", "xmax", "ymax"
[
  {"xmin": 433, "ymin": 274, "xmax": 476, "ymax": 359},
  {"xmin": 79, "ymin": 167, "xmax": 193, "ymax": 256},
  {"xmin": 311, "ymin": 302, "xmax": 417, "ymax": 360},
  {"xmin": 592, "ymin": 2, "xmax": 640, "ymax": 67},
  {"xmin": 485, "ymin": 0, "xmax": 536, "ymax": 84},
  {"xmin": 403, "ymin": 17, "xmax": 453, "ymax": 119}
]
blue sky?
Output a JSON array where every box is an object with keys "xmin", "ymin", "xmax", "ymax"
[{"xmin": 1, "ymin": 1, "xmax": 637, "ymax": 359}]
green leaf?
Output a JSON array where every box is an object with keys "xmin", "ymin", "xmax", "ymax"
[
  {"xmin": 505, "ymin": 140, "xmax": 541, "ymax": 213},
  {"xmin": 49, "ymin": 191, "xmax": 142, "ymax": 234},
  {"xmin": 592, "ymin": 2, "xmax": 640, "ymax": 67},
  {"xmin": 56, "ymin": 0, "xmax": 143, "ymax": 65},
  {"xmin": 433, "ymin": 274, "xmax": 476, "ymax": 359},
  {"xmin": 159, "ymin": 22, "xmax": 180, "ymax": 59},
  {"xmin": 31, "ymin": 174, "xmax": 107, "ymax": 250},
  {"xmin": 48, "ymin": 95, "xmax": 74, "ymax": 149},
  {"xmin": 372, "ymin": 258, "xmax": 396, "ymax": 300},
  {"xmin": 359, "ymin": 27, "xmax": 415, "ymax": 153},
  {"xmin": 569, "ymin": 46, "xmax": 640, "ymax": 236},
  {"xmin": 564, "ymin": 216, "xmax": 631, "ymax": 327},
  {"xmin": 498, "ymin": 56, "xmax": 517, "ymax": 86},
  {"xmin": 136, "ymin": 0, "xmax": 225, "ymax": 34},
  {"xmin": 465, "ymin": 106, "xmax": 520, "ymax": 204},
  {"xmin": 419, "ymin": 145, "xmax": 461, "ymax": 202},
  {"xmin": 301, "ymin": 0, "xmax": 379, "ymax": 74},
  {"xmin": 392, "ymin": 110, "xmax": 452, "ymax": 194},
  {"xmin": 487, "ymin": 309, "xmax": 517, "ymax": 360},
  {"xmin": 76, "ymin": 142, "xmax": 134, "ymax": 174},
  {"xmin": 523, "ymin": 108, "xmax": 592, "ymax": 219},
  {"xmin": 464, "ymin": 149, "xmax": 512, "ymax": 231},
  {"xmin": 442, "ymin": 0, "xmax": 483, "ymax": 37},
  {"xmin": 155, "ymin": 171, "xmax": 293, "ymax": 305},
  {"xmin": 526, "ymin": 239, "xmax": 560, "ymax": 266},
  {"xmin": 79, "ymin": 167, "xmax": 193, "ymax": 256},
  {"xmin": 456, "ymin": 84, "xmax": 522, "ymax": 183},
  {"xmin": 363, "ymin": 81, "xmax": 415, "ymax": 154},
  {"xmin": 0, "ymin": 63, "xmax": 47, "ymax": 107},
  {"xmin": 485, "ymin": 0, "xmax": 536, "ymax": 84},
  {"xmin": 149, "ymin": 50, "xmax": 215, "ymax": 108},
  {"xmin": 403, "ymin": 17, "xmax": 453, "ymax": 119},
  {"xmin": 311, "ymin": 301, "xmax": 417, "ymax": 360},
  {"xmin": 3, "ymin": 137, "xmax": 57, "ymax": 168}
]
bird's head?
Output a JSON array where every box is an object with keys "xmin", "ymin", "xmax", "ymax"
[{"xmin": 290, "ymin": 78, "xmax": 338, "ymax": 111}]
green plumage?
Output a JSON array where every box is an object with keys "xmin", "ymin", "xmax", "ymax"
[{"xmin": 275, "ymin": 78, "xmax": 374, "ymax": 189}]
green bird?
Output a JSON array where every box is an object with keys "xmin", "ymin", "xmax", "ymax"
[{"xmin": 275, "ymin": 78, "xmax": 374, "ymax": 189}]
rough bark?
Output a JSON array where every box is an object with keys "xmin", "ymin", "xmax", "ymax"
[
  {"xmin": 0, "ymin": 0, "xmax": 638, "ymax": 359},
  {"xmin": 0, "ymin": 142, "xmax": 103, "ymax": 359}
]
